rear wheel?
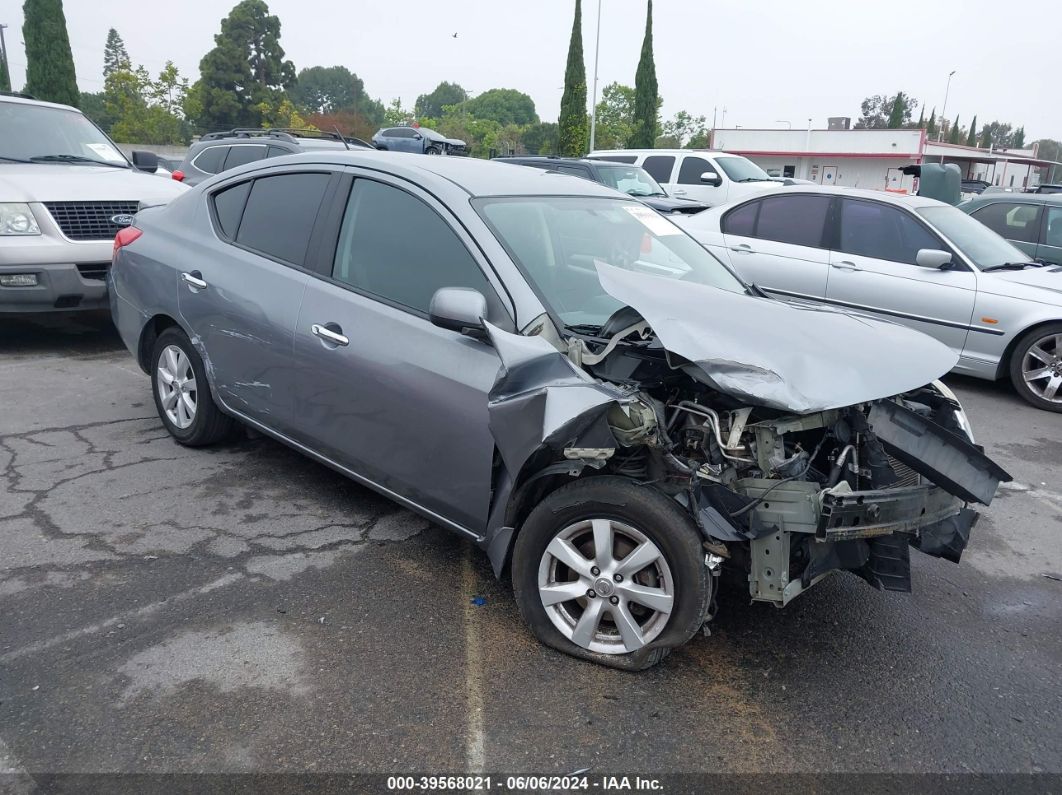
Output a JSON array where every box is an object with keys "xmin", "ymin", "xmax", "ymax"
[
  {"xmin": 512, "ymin": 477, "xmax": 710, "ymax": 670},
  {"xmin": 151, "ymin": 327, "xmax": 235, "ymax": 445},
  {"xmin": 1009, "ymin": 323, "xmax": 1062, "ymax": 412}
]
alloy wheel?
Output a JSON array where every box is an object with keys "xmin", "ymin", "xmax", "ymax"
[
  {"xmin": 537, "ymin": 518, "xmax": 674, "ymax": 655},
  {"xmin": 1022, "ymin": 333, "xmax": 1062, "ymax": 403},
  {"xmin": 156, "ymin": 344, "xmax": 198, "ymax": 429}
]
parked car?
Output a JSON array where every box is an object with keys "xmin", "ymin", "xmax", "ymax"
[
  {"xmin": 110, "ymin": 152, "xmax": 1009, "ymax": 668},
  {"xmin": 492, "ymin": 156, "xmax": 708, "ymax": 214},
  {"xmin": 961, "ymin": 178, "xmax": 991, "ymax": 196},
  {"xmin": 586, "ymin": 149, "xmax": 783, "ymax": 207},
  {"xmin": 1027, "ymin": 183, "xmax": 1062, "ymax": 194},
  {"xmin": 960, "ymin": 193, "xmax": 1062, "ymax": 265},
  {"xmin": 372, "ymin": 125, "xmax": 466, "ymax": 156},
  {"xmin": 0, "ymin": 92, "xmax": 187, "ymax": 313},
  {"xmin": 173, "ymin": 128, "xmax": 371, "ymax": 186},
  {"xmin": 677, "ymin": 186, "xmax": 1062, "ymax": 411}
]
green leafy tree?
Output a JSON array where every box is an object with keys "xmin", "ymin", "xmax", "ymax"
[
  {"xmin": 558, "ymin": 0, "xmax": 588, "ymax": 156},
  {"xmin": 660, "ymin": 110, "xmax": 707, "ymax": 147},
  {"xmin": 103, "ymin": 28, "xmax": 130, "ymax": 77},
  {"xmin": 926, "ymin": 107, "xmax": 937, "ymax": 136},
  {"xmin": 593, "ymin": 82, "xmax": 635, "ymax": 149},
  {"xmin": 291, "ymin": 65, "xmax": 375, "ymax": 116},
  {"xmin": 948, "ymin": 115, "xmax": 961, "ymax": 144},
  {"xmin": 192, "ymin": 0, "xmax": 296, "ymax": 131},
  {"xmin": 463, "ymin": 88, "xmax": 538, "ymax": 126},
  {"xmin": 1035, "ymin": 139, "xmax": 1061, "ymax": 181},
  {"xmin": 0, "ymin": 37, "xmax": 12, "ymax": 92},
  {"xmin": 22, "ymin": 0, "xmax": 79, "ymax": 106},
  {"xmin": 1012, "ymin": 127, "xmax": 1025, "ymax": 148},
  {"xmin": 521, "ymin": 121, "xmax": 559, "ymax": 155},
  {"xmin": 630, "ymin": 0, "xmax": 658, "ymax": 148},
  {"xmin": 415, "ymin": 81, "xmax": 468, "ymax": 119},
  {"xmin": 105, "ymin": 66, "xmax": 187, "ymax": 144},
  {"xmin": 965, "ymin": 115, "xmax": 977, "ymax": 147},
  {"xmin": 856, "ymin": 92, "xmax": 917, "ymax": 129},
  {"xmin": 78, "ymin": 91, "xmax": 115, "ymax": 130},
  {"xmin": 978, "ymin": 120, "xmax": 1013, "ymax": 149},
  {"xmin": 383, "ymin": 97, "xmax": 412, "ymax": 127}
]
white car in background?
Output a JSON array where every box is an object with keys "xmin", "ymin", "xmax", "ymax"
[
  {"xmin": 587, "ymin": 148, "xmax": 784, "ymax": 207},
  {"xmin": 677, "ymin": 185, "xmax": 1062, "ymax": 412}
]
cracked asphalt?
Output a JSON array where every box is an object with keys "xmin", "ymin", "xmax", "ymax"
[{"xmin": 1, "ymin": 311, "xmax": 1060, "ymax": 782}]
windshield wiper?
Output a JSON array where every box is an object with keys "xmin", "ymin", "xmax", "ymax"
[
  {"xmin": 30, "ymin": 154, "xmax": 128, "ymax": 168},
  {"xmin": 735, "ymin": 177, "xmax": 771, "ymax": 183},
  {"xmin": 0, "ymin": 156, "xmax": 33, "ymax": 163},
  {"xmin": 981, "ymin": 262, "xmax": 1038, "ymax": 272},
  {"xmin": 565, "ymin": 323, "xmax": 605, "ymax": 337}
]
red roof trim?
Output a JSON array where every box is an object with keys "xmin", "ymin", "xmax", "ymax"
[{"xmin": 724, "ymin": 150, "xmax": 919, "ymax": 159}]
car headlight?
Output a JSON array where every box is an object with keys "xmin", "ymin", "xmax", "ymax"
[
  {"xmin": 932, "ymin": 379, "xmax": 975, "ymax": 444},
  {"xmin": 0, "ymin": 203, "xmax": 42, "ymax": 236}
]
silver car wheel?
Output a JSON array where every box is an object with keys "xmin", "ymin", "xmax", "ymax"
[
  {"xmin": 1022, "ymin": 333, "xmax": 1062, "ymax": 403},
  {"xmin": 156, "ymin": 344, "xmax": 198, "ymax": 429},
  {"xmin": 537, "ymin": 518, "xmax": 674, "ymax": 655}
]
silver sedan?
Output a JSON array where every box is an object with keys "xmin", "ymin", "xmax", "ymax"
[{"xmin": 678, "ymin": 186, "xmax": 1062, "ymax": 412}]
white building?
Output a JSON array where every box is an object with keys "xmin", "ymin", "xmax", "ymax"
[{"xmin": 709, "ymin": 128, "xmax": 1059, "ymax": 193}]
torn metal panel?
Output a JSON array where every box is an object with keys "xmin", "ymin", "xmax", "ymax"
[
  {"xmin": 915, "ymin": 508, "xmax": 978, "ymax": 564},
  {"xmin": 483, "ymin": 322, "xmax": 630, "ymax": 480},
  {"xmin": 594, "ymin": 263, "xmax": 959, "ymax": 414},
  {"xmin": 868, "ymin": 401, "xmax": 1012, "ymax": 505}
]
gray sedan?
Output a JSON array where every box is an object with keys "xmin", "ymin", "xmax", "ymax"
[
  {"xmin": 109, "ymin": 153, "xmax": 1008, "ymax": 668},
  {"xmin": 679, "ymin": 186, "xmax": 1062, "ymax": 412}
]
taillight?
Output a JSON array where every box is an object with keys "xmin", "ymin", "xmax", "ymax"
[
  {"xmin": 113, "ymin": 227, "xmax": 143, "ymax": 258},
  {"xmin": 172, "ymin": 170, "xmax": 185, "ymax": 182}
]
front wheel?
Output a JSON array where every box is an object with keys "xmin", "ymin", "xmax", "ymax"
[
  {"xmin": 1009, "ymin": 323, "xmax": 1062, "ymax": 412},
  {"xmin": 512, "ymin": 477, "xmax": 711, "ymax": 670}
]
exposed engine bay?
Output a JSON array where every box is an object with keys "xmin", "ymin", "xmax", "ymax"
[{"xmin": 484, "ymin": 264, "xmax": 1012, "ymax": 611}]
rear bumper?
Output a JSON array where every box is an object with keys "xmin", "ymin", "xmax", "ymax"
[{"xmin": 0, "ymin": 260, "xmax": 110, "ymax": 312}]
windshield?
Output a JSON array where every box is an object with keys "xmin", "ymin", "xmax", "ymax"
[
  {"xmin": 917, "ymin": 205, "xmax": 1032, "ymax": 270},
  {"xmin": 715, "ymin": 156, "xmax": 771, "ymax": 182},
  {"xmin": 595, "ymin": 165, "xmax": 667, "ymax": 197},
  {"xmin": 475, "ymin": 196, "xmax": 746, "ymax": 329},
  {"xmin": 0, "ymin": 101, "xmax": 129, "ymax": 166}
]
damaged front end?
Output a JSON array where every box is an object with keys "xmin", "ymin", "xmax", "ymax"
[{"xmin": 484, "ymin": 264, "xmax": 1011, "ymax": 612}]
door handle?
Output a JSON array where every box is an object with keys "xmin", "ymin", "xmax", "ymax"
[
  {"xmin": 831, "ymin": 261, "xmax": 862, "ymax": 272},
  {"xmin": 181, "ymin": 271, "xmax": 207, "ymax": 289},
  {"xmin": 730, "ymin": 244, "xmax": 753, "ymax": 254},
  {"xmin": 311, "ymin": 323, "xmax": 349, "ymax": 347},
  {"xmin": 673, "ymin": 189, "xmax": 687, "ymax": 196}
]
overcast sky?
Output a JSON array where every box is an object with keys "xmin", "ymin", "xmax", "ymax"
[{"xmin": 3, "ymin": 0, "xmax": 1059, "ymax": 139}]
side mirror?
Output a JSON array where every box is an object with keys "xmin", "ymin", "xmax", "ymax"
[
  {"xmin": 429, "ymin": 287, "xmax": 487, "ymax": 337},
  {"xmin": 915, "ymin": 248, "xmax": 954, "ymax": 269},
  {"xmin": 130, "ymin": 150, "xmax": 159, "ymax": 173},
  {"xmin": 700, "ymin": 171, "xmax": 722, "ymax": 187}
]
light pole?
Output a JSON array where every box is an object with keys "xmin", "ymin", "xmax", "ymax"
[
  {"xmin": 588, "ymin": 0, "xmax": 602, "ymax": 152},
  {"xmin": 775, "ymin": 120, "xmax": 792, "ymax": 129},
  {"xmin": 938, "ymin": 69, "xmax": 956, "ymax": 142}
]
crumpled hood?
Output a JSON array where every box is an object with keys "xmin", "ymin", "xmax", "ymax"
[
  {"xmin": 596, "ymin": 263, "xmax": 959, "ymax": 413},
  {"xmin": 0, "ymin": 164, "xmax": 187, "ymax": 204}
]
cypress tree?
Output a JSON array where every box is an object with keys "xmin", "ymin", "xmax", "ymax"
[
  {"xmin": 965, "ymin": 116, "xmax": 977, "ymax": 147},
  {"xmin": 948, "ymin": 114, "xmax": 961, "ymax": 144},
  {"xmin": 557, "ymin": 0, "xmax": 588, "ymax": 156},
  {"xmin": 1012, "ymin": 126, "xmax": 1025, "ymax": 148},
  {"xmin": 630, "ymin": 0, "xmax": 658, "ymax": 148},
  {"xmin": 926, "ymin": 107, "xmax": 937, "ymax": 136},
  {"xmin": 22, "ymin": 0, "xmax": 79, "ymax": 106},
  {"xmin": 0, "ymin": 45, "xmax": 11, "ymax": 93},
  {"xmin": 886, "ymin": 92, "xmax": 906, "ymax": 128},
  {"xmin": 916, "ymin": 105, "xmax": 924, "ymax": 129}
]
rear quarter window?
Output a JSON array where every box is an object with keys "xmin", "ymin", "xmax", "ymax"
[
  {"xmin": 211, "ymin": 181, "xmax": 252, "ymax": 240},
  {"xmin": 192, "ymin": 146, "xmax": 226, "ymax": 174}
]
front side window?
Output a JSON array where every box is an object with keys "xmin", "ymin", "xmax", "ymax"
[
  {"xmin": 840, "ymin": 199, "xmax": 942, "ymax": 265},
  {"xmin": 754, "ymin": 195, "xmax": 831, "ymax": 248},
  {"xmin": 970, "ymin": 202, "xmax": 1043, "ymax": 244},
  {"xmin": 1045, "ymin": 207, "xmax": 1062, "ymax": 247},
  {"xmin": 235, "ymin": 173, "xmax": 330, "ymax": 265},
  {"xmin": 641, "ymin": 155, "xmax": 675, "ymax": 184},
  {"xmin": 677, "ymin": 156, "xmax": 718, "ymax": 185},
  {"xmin": 332, "ymin": 180, "xmax": 493, "ymax": 315},
  {"xmin": 476, "ymin": 196, "xmax": 745, "ymax": 329}
]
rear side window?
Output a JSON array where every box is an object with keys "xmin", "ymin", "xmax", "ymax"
[
  {"xmin": 755, "ymin": 195, "xmax": 831, "ymax": 248},
  {"xmin": 235, "ymin": 173, "xmax": 330, "ymax": 265},
  {"xmin": 386, "ymin": 128, "xmax": 418, "ymax": 138},
  {"xmin": 722, "ymin": 201, "xmax": 760, "ymax": 237},
  {"xmin": 641, "ymin": 155, "xmax": 675, "ymax": 183},
  {"xmin": 677, "ymin": 156, "xmax": 718, "ymax": 185},
  {"xmin": 223, "ymin": 145, "xmax": 267, "ymax": 171},
  {"xmin": 332, "ymin": 179, "xmax": 492, "ymax": 315},
  {"xmin": 192, "ymin": 146, "xmax": 226, "ymax": 175},
  {"xmin": 212, "ymin": 180, "xmax": 252, "ymax": 239},
  {"xmin": 970, "ymin": 202, "xmax": 1043, "ymax": 244},
  {"xmin": 838, "ymin": 199, "xmax": 942, "ymax": 265}
]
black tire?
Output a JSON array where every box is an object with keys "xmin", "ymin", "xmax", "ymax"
[
  {"xmin": 150, "ymin": 327, "xmax": 236, "ymax": 446},
  {"xmin": 512, "ymin": 476, "xmax": 711, "ymax": 670},
  {"xmin": 1008, "ymin": 322, "xmax": 1062, "ymax": 413},
  {"xmin": 425, "ymin": 145, "xmax": 442, "ymax": 155}
]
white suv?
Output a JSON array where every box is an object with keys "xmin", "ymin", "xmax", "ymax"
[
  {"xmin": 587, "ymin": 149, "xmax": 784, "ymax": 207},
  {"xmin": 0, "ymin": 93, "xmax": 187, "ymax": 313}
]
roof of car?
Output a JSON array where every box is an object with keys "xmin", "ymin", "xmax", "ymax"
[
  {"xmin": 741, "ymin": 184, "xmax": 949, "ymax": 209},
  {"xmin": 961, "ymin": 192, "xmax": 1062, "ymax": 206},
  {"xmin": 589, "ymin": 149, "xmax": 728, "ymax": 156},
  {"xmin": 263, "ymin": 150, "xmax": 626, "ymax": 198},
  {"xmin": 0, "ymin": 93, "xmax": 82, "ymax": 113}
]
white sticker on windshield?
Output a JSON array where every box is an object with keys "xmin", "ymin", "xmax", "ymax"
[
  {"xmin": 622, "ymin": 203, "xmax": 681, "ymax": 235},
  {"xmin": 86, "ymin": 143, "xmax": 126, "ymax": 162}
]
